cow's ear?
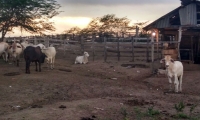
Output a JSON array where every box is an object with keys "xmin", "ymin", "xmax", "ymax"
[
  {"xmin": 160, "ymin": 59, "xmax": 165, "ymax": 63},
  {"xmin": 171, "ymin": 59, "xmax": 174, "ymax": 63}
]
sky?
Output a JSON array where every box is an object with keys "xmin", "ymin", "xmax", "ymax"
[{"xmin": 7, "ymin": 0, "xmax": 180, "ymax": 37}]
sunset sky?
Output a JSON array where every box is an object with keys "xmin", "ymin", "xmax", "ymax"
[{"xmin": 7, "ymin": 0, "xmax": 180, "ymax": 37}]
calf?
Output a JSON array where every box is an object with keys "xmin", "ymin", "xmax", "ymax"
[
  {"xmin": 75, "ymin": 52, "xmax": 89, "ymax": 64},
  {"xmin": 160, "ymin": 55, "xmax": 183, "ymax": 93},
  {"xmin": 24, "ymin": 46, "xmax": 46, "ymax": 74},
  {"xmin": 41, "ymin": 47, "xmax": 56, "ymax": 69}
]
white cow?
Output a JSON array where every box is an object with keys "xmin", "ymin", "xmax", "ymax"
[
  {"xmin": 160, "ymin": 55, "xmax": 183, "ymax": 93},
  {"xmin": 9, "ymin": 42, "xmax": 23, "ymax": 66},
  {"xmin": 21, "ymin": 40, "xmax": 46, "ymax": 50},
  {"xmin": 41, "ymin": 47, "xmax": 56, "ymax": 69},
  {"xmin": 0, "ymin": 42, "xmax": 9, "ymax": 62},
  {"xmin": 75, "ymin": 52, "xmax": 89, "ymax": 64},
  {"xmin": 21, "ymin": 40, "xmax": 33, "ymax": 50}
]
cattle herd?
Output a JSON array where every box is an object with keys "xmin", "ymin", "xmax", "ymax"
[
  {"xmin": 0, "ymin": 39, "xmax": 90, "ymax": 74},
  {"xmin": 0, "ymin": 38, "xmax": 186, "ymax": 94},
  {"xmin": 0, "ymin": 39, "xmax": 57, "ymax": 74}
]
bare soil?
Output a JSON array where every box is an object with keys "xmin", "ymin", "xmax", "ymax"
[{"xmin": 0, "ymin": 48, "xmax": 200, "ymax": 120}]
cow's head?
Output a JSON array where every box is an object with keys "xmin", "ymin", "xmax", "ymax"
[
  {"xmin": 84, "ymin": 51, "xmax": 89, "ymax": 57},
  {"xmin": 160, "ymin": 55, "xmax": 174, "ymax": 68},
  {"xmin": 11, "ymin": 43, "xmax": 22, "ymax": 53}
]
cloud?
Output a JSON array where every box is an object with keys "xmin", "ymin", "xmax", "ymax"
[
  {"xmin": 4, "ymin": 16, "xmax": 92, "ymax": 37},
  {"xmin": 57, "ymin": 0, "xmax": 180, "ymax": 6},
  {"xmin": 50, "ymin": 16, "xmax": 91, "ymax": 33},
  {"xmin": 57, "ymin": 0, "xmax": 180, "ymax": 19},
  {"xmin": 58, "ymin": 3, "xmax": 179, "ymax": 21}
]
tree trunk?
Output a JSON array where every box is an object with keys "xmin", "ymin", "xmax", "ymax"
[{"xmin": 1, "ymin": 29, "xmax": 7, "ymax": 42}]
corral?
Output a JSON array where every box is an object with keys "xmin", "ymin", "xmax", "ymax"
[{"xmin": 0, "ymin": 42, "xmax": 200, "ymax": 120}]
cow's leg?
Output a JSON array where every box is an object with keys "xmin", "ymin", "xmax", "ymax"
[
  {"xmin": 25, "ymin": 61, "xmax": 28, "ymax": 73},
  {"xmin": 5, "ymin": 52, "xmax": 8, "ymax": 62},
  {"xmin": 35, "ymin": 62, "xmax": 38, "ymax": 71},
  {"xmin": 2, "ymin": 53, "xmax": 5, "ymax": 61},
  {"xmin": 46, "ymin": 58, "xmax": 50, "ymax": 69},
  {"xmin": 174, "ymin": 74, "xmax": 179, "ymax": 93},
  {"xmin": 26, "ymin": 60, "xmax": 30, "ymax": 74},
  {"xmin": 7, "ymin": 54, "xmax": 10, "ymax": 62},
  {"xmin": 52, "ymin": 57, "xmax": 55, "ymax": 69},
  {"xmin": 2, "ymin": 52, "xmax": 8, "ymax": 62},
  {"xmin": 13, "ymin": 57, "xmax": 15, "ymax": 65},
  {"xmin": 179, "ymin": 74, "xmax": 183, "ymax": 92},
  {"xmin": 17, "ymin": 59, "xmax": 19, "ymax": 66},
  {"xmin": 50, "ymin": 58, "xmax": 53, "ymax": 69},
  {"xmin": 16, "ymin": 57, "xmax": 19, "ymax": 66},
  {"xmin": 168, "ymin": 76, "xmax": 172, "ymax": 91},
  {"xmin": 39, "ymin": 62, "xmax": 41, "ymax": 72}
]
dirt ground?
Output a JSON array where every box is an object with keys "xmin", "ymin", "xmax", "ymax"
[{"xmin": 1, "ymin": 48, "xmax": 200, "ymax": 120}]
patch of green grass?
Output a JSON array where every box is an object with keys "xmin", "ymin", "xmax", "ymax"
[
  {"xmin": 134, "ymin": 107, "xmax": 144, "ymax": 120},
  {"xmin": 174, "ymin": 101, "xmax": 185, "ymax": 113},
  {"xmin": 133, "ymin": 106, "xmax": 160, "ymax": 120},
  {"xmin": 120, "ymin": 107, "xmax": 129, "ymax": 120},
  {"xmin": 146, "ymin": 106, "xmax": 160, "ymax": 117},
  {"xmin": 189, "ymin": 104, "xmax": 197, "ymax": 116},
  {"xmin": 173, "ymin": 102, "xmax": 200, "ymax": 120},
  {"xmin": 174, "ymin": 113, "xmax": 189, "ymax": 119}
]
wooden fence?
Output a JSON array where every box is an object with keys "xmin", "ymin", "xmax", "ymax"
[
  {"xmin": 70, "ymin": 36, "xmax": 179, "ymax": 62},
  {"xmin": 5, "ymin": 35, "xmax": 180, "ymax": 62},
  {"xmin": 5, "ymin": 35, "xmax": 180, "ymax": 71}
]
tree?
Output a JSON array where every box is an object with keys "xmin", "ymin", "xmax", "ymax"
[
  {"xmin": 0, "ymin": 0, "xmax": 61, "ymax": 41},
  {"xmin": 78, "ymin": 14, "xmax": 136, "ymax": 37},
  {"xmin": 134, "ymin": 21, "xmax": 150, "ymax": 37},
  {"xmin": 63, "ymin": 14, "xmax": 148, "ymax": 38},
  {"xmin": 99, "ymin": 14, "xmax": 134, "ymax": 37},
  {"xmin": 83, "ymin": 18, "xmax": 100, "ymax": 35},
  {"xmin": 63, "ymin": 26, "xmax": 81, "ymax": 35}
]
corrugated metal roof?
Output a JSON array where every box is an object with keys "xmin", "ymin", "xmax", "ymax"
[
  {"xmin": 179, "ymin": 3, "xmax": 196, "ymax": 25},
  {"xmin": 143, "ymin": 2, "xmax": 200, "ymax": 30},
  {"xmin": 143, "ymin": 7, "xmax": 181, "ymax": 30}
]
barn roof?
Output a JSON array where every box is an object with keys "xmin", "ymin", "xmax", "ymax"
[{"xmin": 143, "ymin": 1, "xmax": 200, "ymax": 30}]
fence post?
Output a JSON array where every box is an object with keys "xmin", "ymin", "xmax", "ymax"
[
  {"xmin": 151, "ymin": 37, "xmax": 154, "ymax": 62},
  {"xmin": 160, "ymin": 41, "xmax": 163, "ymax": 59},
  {"xmin": 80, "ymin": 36, "xmax": 84, "ymax": 53},
  {"xmin": 60, "ymin": 34, "xmax": 62, "ymax": 46},
  {"xmin": 104, "ymin": 37, "xmax": 107, "ymax": 62},
  {"xmin": 190, "ymin": 36, "xmax": 193, "ymax": 62},
  {"xmin": 178, "ymin": 26, "xmax": 182, "ymax": 61},
  {"xmin": 135, "ymin": 26, "xmax": 139, "ymax": 37},
  {"xmin": 146, "ymin": 38, "xmax": 150, "ymax": 62},
  {"xmin": 151, "ymin": 36, "xmax": 155, "ymax": 73},
  {"xmin": 117, "ymin": 37, "xmax": 120, "ymax": 61},
  {"xmin": 92, "ymin": 34, "xmax": 95, "ymax": 61},
  {"xmin": 131, "ymin": 37, "xmax": 135, "ymax": 62},
  {"xmin": 34, "ymin": 36, "xmax": 37, "ymax": 45},
  {"xmin": 44, "ymin": 36, "xmax": 49, "ymax": 47},
  {"xmin": 63, "ymin": 37, "xmax": 66, "ymax": 57}
]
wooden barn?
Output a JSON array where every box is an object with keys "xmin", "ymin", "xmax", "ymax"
[{"xmin": 143, "ymin": 0, "xmax": 200, "ymax": 64}]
